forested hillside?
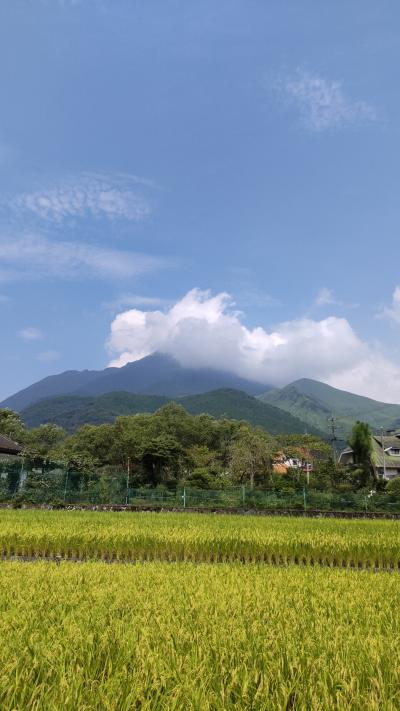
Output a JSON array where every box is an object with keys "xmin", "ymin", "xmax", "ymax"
[
  {"xmin": 259, "ymin": 378, "xmax": 400, "ymax": 439},
  {"xmin": 21, "ymin": 388, "xmax": 323, "ymax": 436}
]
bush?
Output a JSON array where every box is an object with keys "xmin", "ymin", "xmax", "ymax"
[{"xmin": 386, "ymin": 477, "xmax": 400, "ymax": 496}]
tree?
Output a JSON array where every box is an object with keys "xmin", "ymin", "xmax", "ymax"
[
  {"xmin": 141, "ymin": 435, "xmax": 184, "ymax": 486},
  {"xmin": 348, "ymin": 422, "xmax": 372, "ymax": 467},
  {"xmin": 24, "ymin": 424, "xmax": 66, "ymax": 458},
  {"xmin": 348, "ymin": 421, "xmax": 373, "ymax": 488},
  {"xmin": 0, "ymin": 408, "xmax": 25, "ymax": 442},
  {"xmin": 228, "ymin": 426, "xmax": 274, "ymax": 489},
  {"xmin": 57, "ymin": 424, "xmax": 116, "ymax": 470},
  {"xmin": 386, "ymin": 477, "xmax": 400, "ymax": 496}
]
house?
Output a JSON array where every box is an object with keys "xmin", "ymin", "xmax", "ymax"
[
  {"xmin": 272, "ymin": 451, "xmax": 313, "ymax": 475},
  {"xmin": 339, "ymin": 431, "xmax": 400, "ymax": 480},
  {"xmin": 0, "ymin": 434, "xmax": 22, "ymax": 457}
]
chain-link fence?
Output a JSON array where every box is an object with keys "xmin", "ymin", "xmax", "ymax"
[{"xmin": 2, "ymin": 457, "xmax": 400, "ymax": 513}]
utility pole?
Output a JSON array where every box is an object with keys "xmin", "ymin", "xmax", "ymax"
[
  {"xmin": 126, "ymin": 457, "xmax": 131, "ymax": 505},
  {"xmin": 381, "ymin": 428, "xmax": 387, "ymax": 480},
  {"xmin": 328, "ymin": 416, "xmax": 337, "ymax": 462}
]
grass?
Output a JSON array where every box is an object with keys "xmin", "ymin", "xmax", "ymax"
[
  {"xmin": 0, "ymin": 562, "xmax": 400, "ymax": 709},
  {"xmin": 0, "ymin": 509, "xmax": 400, "ymax": 569}
]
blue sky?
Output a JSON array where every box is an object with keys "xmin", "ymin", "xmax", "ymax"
[{"xmin": 1, "ymin": 0, "xmax": 400, "ymax": 402}]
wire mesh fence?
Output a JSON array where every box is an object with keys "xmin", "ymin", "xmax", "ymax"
[{"xmin": 2, "ymin": 457, "xmax": 400, "ymax": 513}]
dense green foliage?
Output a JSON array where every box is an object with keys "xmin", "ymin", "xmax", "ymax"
[
  {"xmin": 0, "ymin": 406, "xmax": 388, "ymax": 496},
  {"xmin": 349, "ymin": 421, "xmax": 372, "ymax": 466},
  {"xmin": 1, "ymin": 561, "xmax": 400, "ymax": 709},
  {"xmin": 2, "ymin": 401, "xmax": 330, "ymax": 488},
  {"xmin": 21, "ymin": 388, "xmax": 321, "ymax": 435},
  {"xmin": 260, "ymin": 378, "xmax": 400, "ymax": 439}
]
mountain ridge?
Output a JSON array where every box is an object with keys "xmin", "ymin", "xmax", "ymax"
[
  {"xmin": 20, "ymin": 388, "xmax": 324, "ymax": 436},
  {"xmin": 1, "ymin": 353, "xmax": 270, "ymax": 412},
  {"xmin": 259, "ymin": 378, "xmax": 400, "ymax": 439}
]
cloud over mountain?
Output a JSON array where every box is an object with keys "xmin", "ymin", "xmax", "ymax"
[{"xmin": 107, "ymin": 288, "xmax": 400, "ymax": 402}]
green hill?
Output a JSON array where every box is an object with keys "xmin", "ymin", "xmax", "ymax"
[
  {"xmin": 179, "ymin": 389, "xmax": 323, "ymax": 435},
  {"xmin": 259, "ymin": 379, "xmax": 400, "ymax": 440},
  {"xmin": 22, "ymin": 392, "xmax": 170, "ymax": 431},
  {"xmin": 21, "ymin": 388, "xmax": 323, "ymax": 436}
]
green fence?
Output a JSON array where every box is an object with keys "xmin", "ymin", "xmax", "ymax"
[
  {"xmin": 2, "ymin": 457, "xmax": 400, "ymax": 513},
  {"xmin": 127, "ymin": 487, "xmax": 400, "ymax": 513}
]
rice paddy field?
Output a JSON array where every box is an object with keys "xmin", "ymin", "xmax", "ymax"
[
  {"xmin": 2, "ymin": 510, "xmax": 400, "ymax": 709},
  {"xmin": 1, "ymin": 508, "xmax": 400, "ymax": 568}
]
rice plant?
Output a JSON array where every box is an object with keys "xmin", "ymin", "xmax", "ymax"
[
  {"xmin": 0, "ymin": 562, "xmax": 399, "ymax": 709},
  {"xmin": 0, "ymin": 509, "xmax": 399, "ymax": 569}
]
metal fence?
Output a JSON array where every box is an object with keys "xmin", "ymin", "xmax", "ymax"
[
  {"xmin": 127, "ymin": 487, "xmax": 400, "ymax": 513},
  {"xmin": 2, "ymin": 457, "xmax": 400, "ymax": 513}
]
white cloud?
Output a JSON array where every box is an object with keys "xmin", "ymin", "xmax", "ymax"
[
  {"xmin": 34, "ymin": 0, "xmax": 104, "ymax": 10},
  {"xmin": 0, "ymin": 234, "xmax": 169, "ymax": 282},
  {"xmin": 315, "ymin": 287, "xmax": 337, "ymax": 307},
  {"xmin": 103, "ymin": 294, "xmax": 170, "ymax": 312},
  {"xmin": 275, "ymin": 68, "xmax": 376, "ymax": 132},
  {"xmin": 18, "ymin": 327, "xmax": 43, "ymax": 341},
  {"xmin": 37, "ymin": 350, "xmax": 61, "ymax": 363},
  {"xmin": 0, "ymin": 293, "xmax": 10, "ymax": 304},
  {"xmin": 107, "ymin": 288, "xmax": 400, "ymax": 403},
  {"xmin": 379, "ymin": 286, "xmax": 400, "ymax": 324},
  {"xmin": 4, "ymin": 173, "xmax": 152, "ymax": 224}
]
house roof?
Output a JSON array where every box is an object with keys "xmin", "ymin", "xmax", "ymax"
[
  {"xmin": 0, "ymin": 434, "xmax": 22, "ymax": 456},
  {"xmin": 371, "ymin": 434, "xmax": 400, "ymax": 469},
  {"xmin": 372, "ymin": 434, "xmax": 400, "ymax": 448}
]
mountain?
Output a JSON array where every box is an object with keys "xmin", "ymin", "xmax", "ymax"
[
  {"xmin": 179, "ymin": 390, "xmax": 323, "ymax": 436},
  {"xmin": 21, "ymin": 388, "xmax": 323, "ymax": 436},
  {"xmin": 259, "ymin": 379, "xmax": 400, "ymax": 440},
  {"xmin": 21, "ymin": 392, "xmax": 170, "ymax": 431},
  {"xmin": 0, "ymin": 369, "xmax": 101, "ymax": 413},
  {"xmin": 1, "ymin": 353, "xmax": 270, "ymax": 412}
]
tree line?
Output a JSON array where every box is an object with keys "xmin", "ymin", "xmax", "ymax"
[{"xmin": 1, "ymin": 404, "xmax": 392, "ymax": 496}]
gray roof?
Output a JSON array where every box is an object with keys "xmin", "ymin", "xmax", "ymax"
[
  {"xmin": 371, "ymin": 434, "xmax": 400, "ymax": 469},
  {"xmin": 0, "ymin": 434, "xmax": 22, "ymax": 455},
  {"xmin": 372, "ymin": 434, "xmax": 400, "ymax": 449}
]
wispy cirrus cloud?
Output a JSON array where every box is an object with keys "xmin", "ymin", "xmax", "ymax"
[
  {"xmin": 37, "ymin": 350, "xmax": 61, "ymax": 363},
  {"xmin": 18, "ymin": 327, "xmax": 43, "ymax": 341},
  {"xmin": 273, "ymin": 68, "xmax": 376, "ymax": 132},
  {"xmin": 315, "ymin": 287, "xmax": 338, "ymax": 307},
  {"xmin": 0, "ymin": 234, "xmax": 170, "ymax": 282},
  {"xmin": 103, "ymin": 294, "xmax": 170, "ymax": 313},
  {"xmin": 378, "ymin": 286, "xmax": 400, "ymax": 324},
  {"xmin": 34, "ymin": 0, "xmax": 103, "ymax": 8},
  {"xmin": 2, "ymin": 172, "xmax": 153, "ymax": 225}
]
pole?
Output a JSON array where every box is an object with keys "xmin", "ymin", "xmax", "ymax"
[
  {"xmin": 126, "ymin": 457, "xmax": 130, "ymax": 505},
  {"xmin": 303, "ymin": 487, "xmax": 307, "ymax": 512},
  {"xmin": 183, "ymin": 487, "xmax": 186, "ymax": 508},
  {"xmin": 381, "ymin": 428, "xmax": 387, "ymax": 480},
  {"xmin": 329, "ymin": 416, "xmax": 337, "ymax": 462},
  {"xmin": 63, "ymin": 466, "xmax": 69, "ymax": 503}
]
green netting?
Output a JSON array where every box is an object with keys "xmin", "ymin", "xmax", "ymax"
[{"xmin": 1, "ymin": 457, "xmax": 400, "ymax": 512}]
